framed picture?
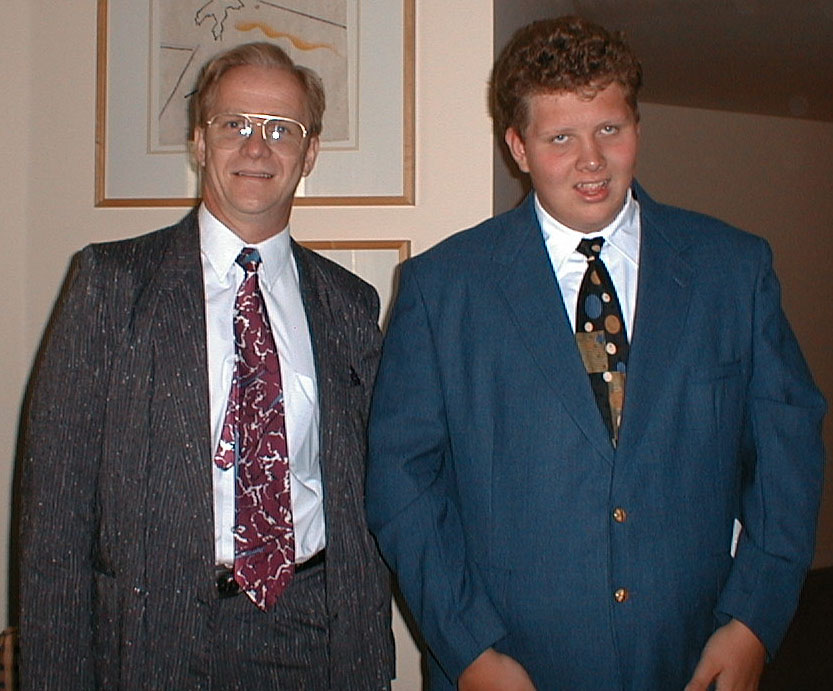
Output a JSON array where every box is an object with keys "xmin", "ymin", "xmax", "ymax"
[
  {"xmin": 96, "ymin": 0, "xmax": 414, "ymax": 207},
  {"xmin": 301, "ymin": 240, "xmax": 409, "ymax": 324}
]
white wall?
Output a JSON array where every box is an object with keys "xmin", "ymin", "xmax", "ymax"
[
  {"xmin": 1, "ymin": 2, "xmax": 496, "ymax": 687},
  {"xmin": 0, "ymin": 0, "xmax": 32, "ymax": 638}
]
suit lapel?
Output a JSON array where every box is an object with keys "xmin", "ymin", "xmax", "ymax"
[
  {"xmin": 493, "ymin": 198, "xmax": 615, "ymax": 464},
  {"xmin": 291, "ymin": 244, "xmax": 336, "ymax": 468},
  {"xmin": 616, "ymin": 188, "xmax": 694, "ymax": 454},
  {"xmin": 148, "ymin": 211, "xmax": 213, "ymax": 509},
  {"xmin": 292, "ymin": 241, "xmax": 333, "ymax": 383}
]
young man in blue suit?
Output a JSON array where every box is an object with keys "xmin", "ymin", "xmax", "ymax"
[{"xmin": 366, "ymin": 16, "xmax": 825, "ymax": 690}]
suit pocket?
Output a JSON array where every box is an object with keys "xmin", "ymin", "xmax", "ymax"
[
  {"xmin": 342, "ymin": 362, "xmax": 372, "ymax": 415},
  {"xmin": 690, "ymin": 359, "xmax": 742, "ymax": 382},
  {"xmin": 688, "ymin": 360, "xmax": 744, "ymax": 433}
]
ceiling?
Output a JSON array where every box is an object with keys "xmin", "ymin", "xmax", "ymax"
[{"xmin": 494, "ymin": 0, "xmax": 833, "ymax": 123}]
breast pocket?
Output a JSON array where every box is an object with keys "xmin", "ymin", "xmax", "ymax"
[{"xmin": 689, "ymin": 360, "xmax": 744, "ymax": 428}]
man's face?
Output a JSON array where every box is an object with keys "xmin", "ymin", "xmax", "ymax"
[
  {"xmin": 505, "ymin": 83, "xmax": 640, "ymax": 233},
  {"xmin": 194, "ymin": 64, "xmax": 319, "ymax": 242}
]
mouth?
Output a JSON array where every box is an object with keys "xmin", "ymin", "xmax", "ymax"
[
  {"xmin": 575, "ymin": 179, "xmax": 609, "ymax": 195},
  {"xmin": 234, "ymin": 171, "xmax": 274, "ymax": 179}
]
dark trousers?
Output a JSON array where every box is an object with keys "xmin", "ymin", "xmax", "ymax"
[{"xmin": 207, "ymin": 562, "xmax": 330, "ymax": 690}]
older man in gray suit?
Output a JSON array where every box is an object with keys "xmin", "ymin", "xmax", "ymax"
[{"xmin": 19, "ymin": 42, "xmax": 393, "ymax": 689}]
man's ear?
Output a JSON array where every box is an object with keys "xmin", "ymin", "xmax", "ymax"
[
  {"xmin": 302, "ymin": 136, "xmax": 320, "ymax": 177},
  {"xmin": 193, "ymin": 127, "xmax": 207, "ymax": 167},
  {"xmin": 504, "ymin": 127, "xmax": 530, "ymax": 174}
]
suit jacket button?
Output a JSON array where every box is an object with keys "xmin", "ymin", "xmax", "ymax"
[
  {"xmin": 612, "ymin": 507, "xmax": 628, "ymax": 523},
  {"xmin": 614, "ymin": 588, "xmax": 629, "ymax": 603}
]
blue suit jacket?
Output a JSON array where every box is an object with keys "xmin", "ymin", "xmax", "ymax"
[{"xmin": 366, "ymin": 183, "xmax": 825, "ymax": 689}]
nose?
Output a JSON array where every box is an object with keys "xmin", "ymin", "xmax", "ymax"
[
  {"xmin": 577, "ymin": 137, "xmax": 605, "ymax": 172},
  {"xmin": 240, "ymin": 121, "xmax": 271, "ymax": 157}
]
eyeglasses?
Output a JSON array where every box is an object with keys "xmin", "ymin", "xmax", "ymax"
[{"xmin": 204, "ymin": 113, "xmax": 309, "ymax": 150}]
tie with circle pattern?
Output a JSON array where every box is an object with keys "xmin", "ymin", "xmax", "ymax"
[
  {"xmin": 575, "ymin": 237, "xmax": 629, "ymax": 446},
  {"xmin": 213, "ymin": 247, "xmax": 294, "ymax": 610}
]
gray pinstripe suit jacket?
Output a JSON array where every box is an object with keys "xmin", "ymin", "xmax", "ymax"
[{"xmin": 19, "ymin": 209, "xmax": 394, "ymax": 689}]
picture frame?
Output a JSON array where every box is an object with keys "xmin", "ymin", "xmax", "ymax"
[
  {"xmin": 300, "ymin": 240, "xmax": 410, "ymax": 323},
  {"xmin": 95, "ymin": 0, "xmax": 415, "ymax": 207}
]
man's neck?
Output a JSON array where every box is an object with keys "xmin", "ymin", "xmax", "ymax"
[{"xmin": 201, "ymin": 202, "xmax": 290, "ymax": 245}]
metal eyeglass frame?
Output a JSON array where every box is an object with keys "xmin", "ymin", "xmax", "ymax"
[{"xmin": 204, "ymin": 112, "xmax": 309, "ymax": 145}]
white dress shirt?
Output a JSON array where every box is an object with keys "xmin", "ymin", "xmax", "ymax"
[
  {"xmin": 536, "ymin": 190, "xmax": 641, "ymax": 337},
  {"xmin": 199, "ymin": 204, "xmax": 324, "ymax": 566}
]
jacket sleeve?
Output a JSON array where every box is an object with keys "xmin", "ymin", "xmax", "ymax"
[
  {"xmin": 19, "ymin": 246, "xmax": 114, "ymax": 688},
  {"xmin": 715, "ymin": 237, "xmax": 826, "ymax": 655},
  {"xmin": 366, "ymin": 261, "xmax": 507, "ymax": 682}
]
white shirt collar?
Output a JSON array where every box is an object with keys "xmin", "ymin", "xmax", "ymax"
[
  {"xmin": 536, "ymin": 189, "xmax": 641, "ymax": 272},
  {"xmin": 198, "ymin": 203, "xmax": 293, "ymax": 290}
]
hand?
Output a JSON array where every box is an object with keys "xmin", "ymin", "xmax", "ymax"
[
  {"xmin": 458, "ymin": 649, "xmax": 536, "ymax": 690},
  {"xmin": 684, "ymin": 619, "xmax": 766, "ymax": 691}
]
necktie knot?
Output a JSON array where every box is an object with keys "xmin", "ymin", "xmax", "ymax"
[
  {"xmin": 236, "ymin": 247, "xmax": 262, "ymax": 274},
  {"xmin": 577, "ymin": 237, "xmax": 604, "ymax": 260}
]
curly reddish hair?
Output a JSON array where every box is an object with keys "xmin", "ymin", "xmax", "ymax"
[{"xmin": 490, "ymin": 16, "xmax": 642, "ymax": 135}]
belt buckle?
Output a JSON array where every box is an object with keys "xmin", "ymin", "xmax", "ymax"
[{"xmin": 215, "ymin": 566, "xmax": 241, "ymax": 598}]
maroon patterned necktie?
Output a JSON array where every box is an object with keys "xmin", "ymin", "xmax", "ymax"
[{"xmin": 213, "ymin": 247, "xmax": 294, "ymax": 610}]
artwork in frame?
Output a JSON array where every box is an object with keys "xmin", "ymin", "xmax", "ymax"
[
  {"xmin": 301, "ymin": 240, "xmax": 410, "ymax": 325},
  {"xmin": 95, "ymin": 0, "xmax": 414, "ymax": 207}
]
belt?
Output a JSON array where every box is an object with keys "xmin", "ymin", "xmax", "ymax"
[{"xmin": 216, "ymin": 549, "xmax": 326, "ymax": 598}]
